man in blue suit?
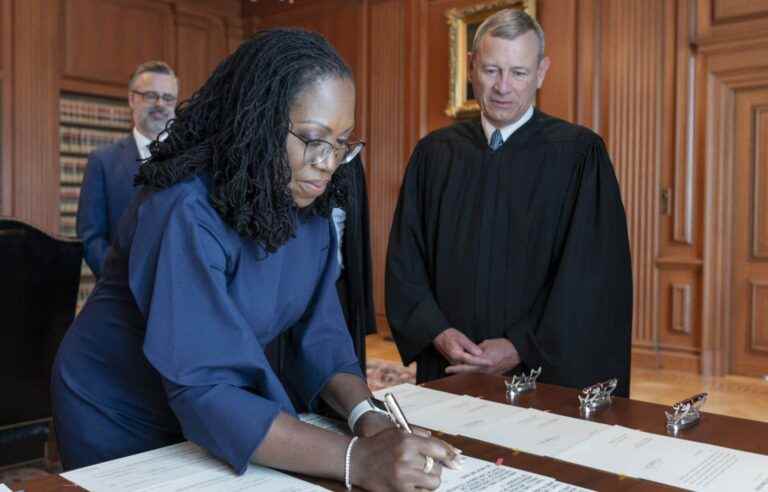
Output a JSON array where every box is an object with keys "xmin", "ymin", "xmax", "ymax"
[{"xmin": 77, "ymin": 61, "xmax": 179, "ymax": 277}]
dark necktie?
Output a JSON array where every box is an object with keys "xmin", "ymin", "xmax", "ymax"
[{"xmin": 489, "ymin": 129, "xmax": 503, "ymax": 151}]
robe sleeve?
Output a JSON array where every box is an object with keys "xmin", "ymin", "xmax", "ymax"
[
  {"xmin": 339, "ymin": 157, "xmax": 377, "ymax": 375},
  {"xmin": 504, "ymin": 138, "xmax": 633, "ymax": 397},
  {"xmin": 386, "ymin": 145, "xmax": 451, "ymax": 365},
  {"xmin": 346, "ymin": 157, "xmax": 377, "ymax": 337},
  {"xmin": 129, "ymin": 193, "xmax": 288, "ymax": 474}
]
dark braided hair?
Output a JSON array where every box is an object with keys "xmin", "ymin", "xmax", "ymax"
[{"xmin": 135, "ymin": 28, "xmax": 354, "ymax": 252}]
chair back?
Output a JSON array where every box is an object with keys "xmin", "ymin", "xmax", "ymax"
[{"xmin": 0, "ymin": 217, "xmax": 82, "ymax": 427}]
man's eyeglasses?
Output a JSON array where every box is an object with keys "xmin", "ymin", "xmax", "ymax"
[
  {"xmin": 131, "ymin": 90, "xmax": 178, "ymax": 105},
  {"xmin": 288, "ymin": 130, "xmax": 365, "ymax": 167}
]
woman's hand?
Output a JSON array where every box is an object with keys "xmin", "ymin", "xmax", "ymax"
[
  {"xmin": 354, "ymin": 411, "xmax": 394, "ymax": 437},
  {"xmin": 350, "ymin": 428, "xmax": 462, "ymax": 492}
]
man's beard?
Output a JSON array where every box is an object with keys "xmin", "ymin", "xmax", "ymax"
[{"xmin": 140, "ymin": 107, "xmax": 172, "ymax": 135}]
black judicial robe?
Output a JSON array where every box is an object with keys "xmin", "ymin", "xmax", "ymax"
[
  {"xmin": 385, "ymin": 110, "xmax": 633, "ymax": 397},
  {"xmin": 266, "ymin": 156, "xmax": 376, "ymax": 406}
]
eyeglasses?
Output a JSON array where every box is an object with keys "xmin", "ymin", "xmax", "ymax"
[
  {"xmin": 131, "ymin": 90, "xmax": 178, "ymax": 105},
  {"xmin": 288, "ymin": 129, "xmax": 365, "ymax": 167}
]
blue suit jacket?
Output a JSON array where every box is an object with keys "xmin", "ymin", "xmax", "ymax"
[{"xmin": 76, "ymin": 135, "xmax": 141, "ymax": 277}]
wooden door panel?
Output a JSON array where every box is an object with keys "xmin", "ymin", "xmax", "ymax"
[
  {"xmin": 658, "ymin": 268, "xmax": 701, "ymax": 351},
  {"xmin": 732, "ymin": 88, "xmax": 768, "ymax": 377},
  {"xmin": 62, "ymin": 0, "xmax": 174, "ymax": 86}
]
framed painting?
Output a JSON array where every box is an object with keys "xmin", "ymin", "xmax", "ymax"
[{"xmin": 445, "ymin": 0, "xmax": 537, "ymax": 118}]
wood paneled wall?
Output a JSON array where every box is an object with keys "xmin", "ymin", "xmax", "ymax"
[
  {"xmin": 367, "ymin": 0, "xmax": 406, "ymax": 336},
  {"xmin": 0, "ymin": 0, "xmax": 11, "ymax": 217},
  {"xmin": 60, "ymin": 0, "xmax": 175, "ymax": 93},
  {"xmin": 7, "ymin": 0, "xmax": 62, "ymax": 232},
  {"xmin": 57, "ymin": 0, "xmax": 243, "ymax": 99},
  {"xmin": 0, "ymin": 0, "xmax": 242, "ymax": 227},
  {"xmin": 600, "ymin": 0, "xmax": 667, "ymax": 356},
  {"xmin": 2, "ymin": 0, "xmax": 765, "ymax": 377}
]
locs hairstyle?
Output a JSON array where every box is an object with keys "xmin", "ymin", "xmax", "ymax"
[{"xmin": 135, "ymin": 28, "xmax": 354, "ymax": 252}]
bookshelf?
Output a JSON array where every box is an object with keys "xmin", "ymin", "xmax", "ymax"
[{"xmin": 59, "ymin": 93, "xmax": 132, "ymax": 310}]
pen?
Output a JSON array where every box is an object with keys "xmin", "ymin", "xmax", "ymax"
[{"xmin": 383, "ymin": 393, "xmax": 413, "ymax": 434}]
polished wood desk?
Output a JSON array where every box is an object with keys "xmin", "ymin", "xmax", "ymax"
[{"xmin": 12, "ymin": 374, "xmax": 768, "ymax": 491}]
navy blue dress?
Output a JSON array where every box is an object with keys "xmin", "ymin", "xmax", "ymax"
[{"xmin": 52, "ymin": 174, "xmax": 362, "ymax": 473}]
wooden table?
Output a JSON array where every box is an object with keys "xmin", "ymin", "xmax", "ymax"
[{"xmin": 12, "ymin": 374, "xmax": 768, "ymax": 491}]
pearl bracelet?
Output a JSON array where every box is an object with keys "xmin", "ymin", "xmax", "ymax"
[{"xmin": 345, "ymin": 436, "xmax": 359, "ymax": 490}]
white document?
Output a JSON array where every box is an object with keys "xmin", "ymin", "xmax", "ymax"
[
  {"xmin": 559, "ymin": 425, "xmax": 768, "ymax": 491},
  {"xmin": 407, "ymin": 394, "xmax": 526, "ymax": 435},
  {"xmin": 440, "ymin": 455, "xmax": 553, "ymax": 491},
  {"xmin": 0, "ymin": 484, "xmax": 11, "ymax": 492},
  {"xmin": 553, "ymin": 425, "xmax": 634, "ymax": 476},
  {"xmin": 440, "ymin": 455, "xmax": 591, "ymax": 492},
  {"xmin": 669, "ymin": 444, "xmax": 768, "ymax": 491},
  {"xmin": 373, "ymin": 383, "xmax": 456, "ymax": 415},
  {"xmin": 62, "ymin": 441, "xmax": 330, "ymax": 492},
  {"xmin": 470, "ymin": 408, "xmax": 610, "ymax": 458}
]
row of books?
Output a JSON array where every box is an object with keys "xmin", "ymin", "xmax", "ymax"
[
  {"xmin": 60, "ymin": 126, "xmax": 127, "ymax": 155},
  {"xmin": 59, "ymin": 93, "xmax": 131, "ymax": 311},
  {"xmin": 60, "ymin": 186, "xmax": 80, "ymax": 215},
  {"xmin": 60, "ymin": 97, "xmax": 133, "ymax": 130},
  {"xmin": 60, "ymin": 214, "xmax": 76, "ymax": 239},
  {"xmin": 61, "ymin": 156, "xmax": 88, "ymax": 185}
]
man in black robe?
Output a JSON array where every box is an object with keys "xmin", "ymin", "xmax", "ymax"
[{"xmin": 385, "ymin": 9, "xmax": 633, "ymax": 396}]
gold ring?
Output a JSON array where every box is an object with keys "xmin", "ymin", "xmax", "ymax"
[{"xmin": 423, "ymin": 455, "xmax": 434, "ymax": 474}]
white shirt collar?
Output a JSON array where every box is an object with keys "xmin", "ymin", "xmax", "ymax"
[
  {"xmin": 481, "ymin": 105, "xmax": 534, "ymax": 145},
  {"xmin": 133, "ymin": 127, "xmax": 167, "ymax": 160}
]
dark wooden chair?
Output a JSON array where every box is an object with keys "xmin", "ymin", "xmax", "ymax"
[{"xmin": 0, "ymin": 217, "xmax": 82, "ymax": 466}]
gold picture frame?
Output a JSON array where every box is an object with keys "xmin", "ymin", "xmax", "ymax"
[{"xmin": 445, "ymin": 0, "xmax": 537, "ymax": 118}]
